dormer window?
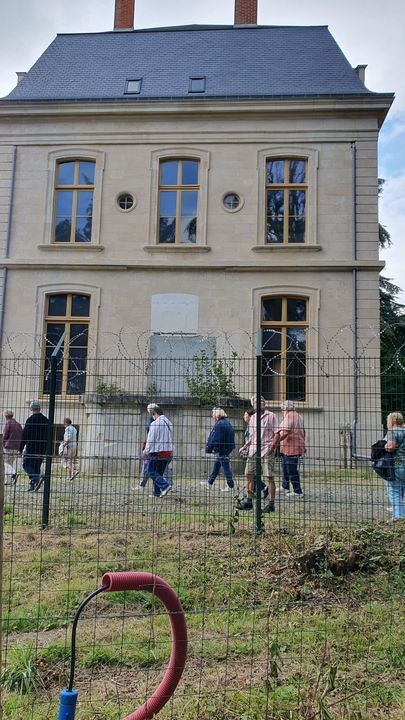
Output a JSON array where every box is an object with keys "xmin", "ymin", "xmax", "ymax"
[
  {"xmin": 125, "ymin": 78, "xmax": 142, "ymax": 94},
  {"xmin": 189, "ymin": 77, "xmax": 206, "ymax": 93}
]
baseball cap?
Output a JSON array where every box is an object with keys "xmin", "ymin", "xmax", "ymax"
[{"xmin": 30, "ymin": 400, "xmax": 41, "ymax": 410}]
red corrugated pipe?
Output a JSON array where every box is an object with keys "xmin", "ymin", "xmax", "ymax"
[
  {"xmin": 102, "ymin": 572, "xmax": 188, "ymax": 720},
  {"xmin": 57, "ymin": 572, "xmax": 187, "ymax": 720}
]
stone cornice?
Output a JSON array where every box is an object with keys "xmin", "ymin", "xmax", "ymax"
[
  {"xmin": 0, "ymin": 259, "xmax": 385, "ymax": 272},
  {"xmin": 0, "ymin": 94, "xmax": 394, "ymax": 123},
  {"xmin": 0, "ymin": 129, "xmax": 381, "ymax": 146}
]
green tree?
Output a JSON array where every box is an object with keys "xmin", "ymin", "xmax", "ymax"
[{"xmin": 378, "ymin": 179, "xmax": 405, "ymax": 416}]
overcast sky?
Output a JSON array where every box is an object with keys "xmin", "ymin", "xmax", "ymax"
[{"xmin": 1, "ymin": 0, "xmax": 404, "ymax": 300}]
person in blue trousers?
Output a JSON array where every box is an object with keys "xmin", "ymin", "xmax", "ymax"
[
  {"xmin": 20, "ymin": 401, "xmax": 48, "ymax": 492},
  {"xmin": 135, "ymin": 409, "xmax": 172, "ymax": 491},
  {"xmin": 144, "ymin": 404, "xmax": 173, "ymax": 498},
  {"xmin": 384, "ymin": 411, "xmax": 405, "ymax": 520},
  {"xmin": 203, "ymin": 407, "xmax": 235, "ymax": 492}
]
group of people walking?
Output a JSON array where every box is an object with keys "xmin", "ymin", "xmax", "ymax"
[
  {"xmin": 4, "ymin": 398, "xmax": 405, "ymax": 521},
  {"xmin": 2, "ymin": 403, "xmax": 79, "ymax": 491},
  {"xmin": 137, "ymin": 395, "xmax": 305, "ymax": 511},
  {"xmin": 202, "ymin": 396, "xmax": 305, "ymax": 513}
]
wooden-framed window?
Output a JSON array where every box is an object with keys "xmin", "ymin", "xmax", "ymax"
[
  {"xmin": 53, "ymin": 160, "xmax": 95, "ymax": 243},
  {"xmin": 265, "ymin": 158, "xmax": 307, "ymax": 244},
  {"xmin": 42, "ymin": 293, "xmax": 90, "ymax": 395},
  {"xmin": 158, "ymin": 159, "xmax": 199, "ymax": 244},
  {"xmin": 261, "ymin": 296, "xmax": 308, "ymax": 401}
]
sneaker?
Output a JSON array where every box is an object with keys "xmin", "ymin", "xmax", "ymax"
[
  {"xmin": 200, "ymin": 481, "xmax": 212, "ymax": 488},
  {"xmin": 133, "ymin": 485, "xmax": 145, "ymax": 491},
  {"xmin": 69, "ymin": 470, "xmax": 80, "ymax": 481},
  {"xmin": 263, "ymin": 500, "xmax": 275, "ymax": 513},
  {"xmin": 276, "ymin": 486, "xmax": 289, "ymax": 493},
  {"xmin": 27, "ymin": 486, "xmax": 35, "ymax": 492},
  {"xmin": 220, "ymin": 486, "xmax": 232, "ymax": 492},
  {"xmin": 286, "ymin": 491, "xmax": 304, "ymax": 498},
  {"xmin": 160, "ymin": 485, "xmax": 172, "ymax": 498},
  {"xmin": 236, "ymin": 498, "xmax": 253, "ymax": 511}
]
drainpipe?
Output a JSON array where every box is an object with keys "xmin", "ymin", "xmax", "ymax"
[
  {"xmin": 5, "ymin": 146, "xmax": 16, "ymax": 258},
  {"xmin": 0, "ymin": 146, "xmax": 16, "ymax": 348},
  {"xmin": 0, "ymin": 268, "xmax": 7, "ymax": 346},
  {"xmin": 351, "ymin": 142, "xmax": 360, "ymax": 458}
]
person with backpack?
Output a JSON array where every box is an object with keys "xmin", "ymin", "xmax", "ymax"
[{"xmin": 383, "ymin": 411, "xmax": 405, "ymax": 520}]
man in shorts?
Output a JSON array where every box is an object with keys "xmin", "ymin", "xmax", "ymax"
[{"xmin": 238, "ymin": 395, "xmax": 278, "ymax": 512}]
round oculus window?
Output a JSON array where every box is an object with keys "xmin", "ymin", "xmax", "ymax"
[
  {"xmin": 222, "ymin": 192, "xmax": 243, "ymax": 212},
  {"xmin": 117, "ymin": 193, "xmax": 135, "ymax": 211}
]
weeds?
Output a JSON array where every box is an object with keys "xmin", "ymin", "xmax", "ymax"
[
  {"xmin": 1, "ymin": 644, "xmax": 41, "ymax": 694},
  {"xmin": 2, "ymin": 524, "xmax": 404, "ymax": 718}
]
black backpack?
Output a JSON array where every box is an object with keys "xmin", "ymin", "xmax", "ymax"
[{"xmin": 371, "ymin": 431, "xmax": 404, "ymax": 481}]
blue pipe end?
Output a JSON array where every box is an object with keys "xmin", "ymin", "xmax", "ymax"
[{"xmin": 57, "ymin": 689, "xmax": 78, "ymax": 720}]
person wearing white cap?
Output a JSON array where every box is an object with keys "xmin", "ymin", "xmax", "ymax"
[{"xmin": 277, "ymin": 400, "xmax": 305, "ymax": 497}]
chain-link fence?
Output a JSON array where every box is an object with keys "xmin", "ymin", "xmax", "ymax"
[{"xmin": 1, "ymin": 350, "xmax": 405, "ymax": 719}]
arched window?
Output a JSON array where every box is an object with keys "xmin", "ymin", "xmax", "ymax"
[
  {"xmin": 42, "ymin": 293, "xmax": 90, "ymax": 395},
  {"xmin": 261, "ymin": 296, "xmax": 308, "ymax": 401},
  {"xmin": 53, "ymin": 160, "xmax": 95, "ymax": 243}
]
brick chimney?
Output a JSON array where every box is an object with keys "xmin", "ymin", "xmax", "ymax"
[
  {"xmin": 114, "ymin": 0, "xmax": 135, "ymax": 30},
  {"xmin": 234, "ymin": 0, "xmax": 257, "ymax": 25}
]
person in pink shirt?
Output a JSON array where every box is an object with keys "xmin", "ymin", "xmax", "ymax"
[
  {"xmin": 276, "ymin": 400, "xmax": 305, "ymax": 497},
  {"xmin": 238, "ymin": 395, "xmax": 278, "ymax": 512}
]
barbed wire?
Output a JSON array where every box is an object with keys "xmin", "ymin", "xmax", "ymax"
[{"xmin": 1, "ymin": 323, "xmax": 405, "ymax": 384}]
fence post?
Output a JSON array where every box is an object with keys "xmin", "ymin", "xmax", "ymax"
[
  {"xmin": 41, "ymin": 332, "xmax": 65, "ymax": 529},
  {"xmin": 0, "ymin": 436, "xmax": 4, "ymax": 680},
  {"xmin": 255, "ymin": 331, "xmax": 263, "ymax": 535}
]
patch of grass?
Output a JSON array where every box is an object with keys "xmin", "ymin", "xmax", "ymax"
[
  {"xmin": 66, "ymin": 512, "xmax": 86, "ymax": 527},
  {"xmin": 1, "ymin": 644, "xmax": 40, "ymax": 695},
  {"xmin": 81, "ymin": 645, "xmax": 125, "ymax": 668},
  {"xmin": 38, "ymin": 643, "xmax": 70, "ymax": 664},
  {"xmin": 3, "ymin": 607, "xmax": 67, "ymax": 634},
  {"xmin": 3, "ymin": 502, "xmax": 15, "ymax": 524},
  {"xmin": 3, "ymin": 522, "xmax": 405, "ymax": 719}
]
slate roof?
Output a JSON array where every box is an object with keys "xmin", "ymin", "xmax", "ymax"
[{"xmin": 2, "ymin": 24, "xmax": 382, "ymax": 103}]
